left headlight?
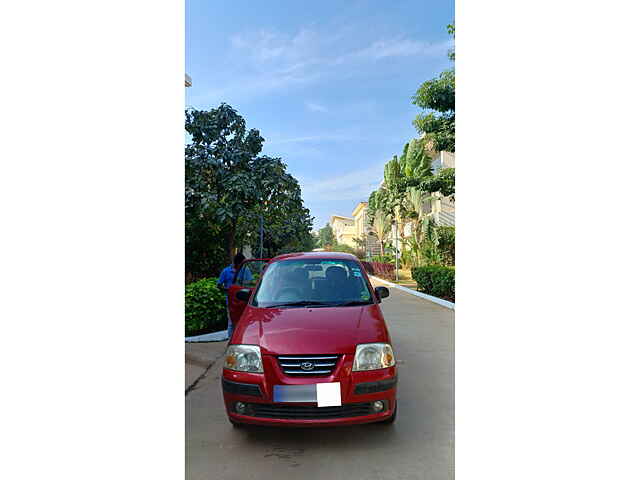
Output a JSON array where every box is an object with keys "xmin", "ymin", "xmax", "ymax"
[
  {"xmin": 224, "ymin": 345, "xmax": 263, "ymax": 373},
  {"xmin": 353, "ymin": 343, "xmax": 395, "ymax": 371}
]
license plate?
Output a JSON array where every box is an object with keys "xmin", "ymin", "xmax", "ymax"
[{"xmin": 273, "ymin": 382, "xmax": 342, "ymax": 406}]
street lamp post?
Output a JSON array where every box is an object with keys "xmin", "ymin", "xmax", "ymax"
[
  {"xmin": 259, "ymin": 198, "xmax": 268, "ymax": 259},
  {"xmin": 395, "ymin": 224, "xmax": 399, "ymax": 282},
  {"xmin": 392, "ymin": 223, "xmax": 399, "ymax": 282}
]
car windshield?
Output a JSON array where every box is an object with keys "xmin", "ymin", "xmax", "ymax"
[{"xmin": 252, "ymin": 259, "xmax": 373, "ymax": 308}]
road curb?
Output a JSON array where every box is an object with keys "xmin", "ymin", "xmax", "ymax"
[
  {"xmin": 370, "ymin": 275, "xmax": 455, "ymax": 310},
  {"xmin": 185, "ymin": 330, "xmax": 228, "ymax": 343}
]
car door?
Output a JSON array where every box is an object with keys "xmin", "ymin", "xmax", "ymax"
[{"xmin": 228, "ymin": 258, "xmax": 270, "ymax": 326}]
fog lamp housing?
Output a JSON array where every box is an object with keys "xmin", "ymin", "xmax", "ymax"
[
  {"xmin": 372, "ymin": 400, "xmax": 385, "ymax": 412},
  {"xmin": 235, "ymin": 402, "xmax": 247, "ymax": 414}
]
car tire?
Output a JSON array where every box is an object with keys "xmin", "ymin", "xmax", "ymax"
[{"xmin": 378, "ymin": 404, "xmax": 397, "ymax": 424}]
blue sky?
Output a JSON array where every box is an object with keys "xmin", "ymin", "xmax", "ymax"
[{"xmin": 186, "ymin": 0, "xmax": 454, "ymax": 230}]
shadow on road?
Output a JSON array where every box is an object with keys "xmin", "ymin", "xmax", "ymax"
[{"xmin": 238, "ymin": 421, "xmax": 402, "ymax": 452}]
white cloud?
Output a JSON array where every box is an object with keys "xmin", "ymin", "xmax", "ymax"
[
  {"xmin": 305, "ymin": 101, "xmax": 328, "ymax": 113},
  {"xmin": 299, "ymin": 163, "xmax": 385, "ymax": 203},
  {"xmin": 266, "ymin": 133, "xmax": 358, "ymax": 145},
  {"xmin": 352, "ymin": 38, "xmax": 452, "ymax": 60},
  {"xmin": 229, "ymin": 28, "xmax": 326, "ymax": 65},
  {"xmin": 193, "ymin": 28, "xmax": 451, "ymax": 103}
]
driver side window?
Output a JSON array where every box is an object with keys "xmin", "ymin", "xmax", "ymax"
[{"xmin": 233, "ymin": 260, "xmax": 268, "ymax": 288}]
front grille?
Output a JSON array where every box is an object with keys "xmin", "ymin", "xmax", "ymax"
[
  {"xmin": 248, "ymin": 402, "xmax": 374, "ymax": 419},
  {"xmin": 221, "ymin": 378, "xmax": 262, "ymax": 397},
  {"xmin": 277, "ymin": 355, "xmax": 339, "ymax": 376}
]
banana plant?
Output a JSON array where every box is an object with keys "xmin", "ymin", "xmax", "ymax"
[
  {"xmin": 405, "ymin": 187, "xmax": 438, "ymax": 265},
  {"xmin": 421, "ymin": 217, "xmax": 442, "ymax": 265},
  {"xmin": 371, "ymin": 209, "xmax": 391, "ymax": 257}
]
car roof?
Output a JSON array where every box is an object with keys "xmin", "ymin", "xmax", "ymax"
[{"xmin": 270, "ymin": 251, "xmax": 359, "ymax": 262}]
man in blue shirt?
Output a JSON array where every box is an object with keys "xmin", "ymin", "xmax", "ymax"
[{"xmin": 217, "ymin": 253, "xmax": 253, "ymax": 338}]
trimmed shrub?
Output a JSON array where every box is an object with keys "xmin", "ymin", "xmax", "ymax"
[
  {"xmin": 362, "ymin": 261, "xmax": 395, "ymax": 280},
  {"xmin": 185, "ymin": 278, "xmax": 227, "ymax": 336},
  {"xmin": 412, "ymin": 265, "xmax": 455, "ymax": 302}
]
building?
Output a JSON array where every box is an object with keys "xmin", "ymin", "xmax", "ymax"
[
  {"xmin": 429, "ymin": 151, "xmax": 455, "ymax": 227},
  {"xmin": 329, "ymin": 215, "xmax": 357, "ymax": 247},
  {"xmin": 352, "ymin": 202, "xmax": 382, "ymax": 256},
  {"xmin": 325, "ymin": 149, "xmax": 454, "ymax": 256}
]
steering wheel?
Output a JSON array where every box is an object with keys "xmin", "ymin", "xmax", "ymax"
[{"xmin": 274, "ymin": 287, "xmax": 302, "ymax": 301}]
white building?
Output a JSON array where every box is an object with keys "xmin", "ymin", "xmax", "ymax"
[{"xmin": 429, "ymin": 151, "xmax": 455, "ymax": 227}]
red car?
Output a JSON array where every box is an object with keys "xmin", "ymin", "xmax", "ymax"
[{"xmin": 221, "ymin": 251, "xmax": 397, "ymax": 427}]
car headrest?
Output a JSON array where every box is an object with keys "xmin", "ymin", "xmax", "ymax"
[{"xmin": 326, "ymin": 266, "xmax": 347, "ymax": 282}]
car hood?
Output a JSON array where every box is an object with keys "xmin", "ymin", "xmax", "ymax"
[{"xmin": 235, "ymin": 304, "xmax": 389, "ymax": 355}]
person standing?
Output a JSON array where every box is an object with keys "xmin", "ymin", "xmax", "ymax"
[{"xmin": 217, "ymin": 253, "xmax": 252, "ymax": 339}]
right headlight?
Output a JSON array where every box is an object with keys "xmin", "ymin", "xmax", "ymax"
[
  {"xmin": 353, "ymin": 343, "xmax": 395, "ymax": 371},
  {"xmin": 223, "ymin": 345, "xmax": 263, "ymax": 373}
]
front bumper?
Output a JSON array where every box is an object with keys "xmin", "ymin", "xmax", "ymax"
[{"xmin": 222, "ymin": 353, "xmax": 397, "ymax": 427}]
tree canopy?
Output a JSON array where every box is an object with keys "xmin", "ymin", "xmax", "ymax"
[
  {"xmin": 421, "ymin": 167, "xmax": 455, "ymax": 199},
  {"xmin": 412, "ymin": 24, "xmax": 455, "ymax": 152},
  {"xmin": 316, "ymin": 223, "xmax": 336, "ymax": 248},
  {"xmin": 412, "ymin": 69, "xmax": 455, "ymax": 153},
  {"xmin": 185, "ymin": 104, "xmax": 313, "ymax": 277}
]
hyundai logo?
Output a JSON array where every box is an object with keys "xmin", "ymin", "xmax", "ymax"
[{"xmin": 300, "ymin": 362, "xmax": 314, "ymax": 371}]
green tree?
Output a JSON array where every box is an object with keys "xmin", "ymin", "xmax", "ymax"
[
  {"xmin": 405, "ymin": 187, "xmax": 437, "ymax": 265},
  {"xmin": 185, "ymin": 104, "xmax": 313, "ymax": 272},
  {"xmin": 412, "ymin": 69, "xmax": 455, "ymax": 152},
  {"xmin": 447, "ymin": 23, "xmax": 455, "ymax": 61},
  {"xmin": 237, "ymin": 157, "xmax": 314, "ymax": 257},
  {"xmin": 421, "ymin": 167, "xmax": 455, "ymax": 199},
  {"xmin": 317, "ymin": 223, "xmax": 336, "ymax": 248},
  {"xmin": 412, "ymin": 25, "xmax": 455, "ymax": 152},
  {"xmin": 185, "ymin": 104, "xmax": 265, "ymax": 263},
  {"xmin": 400, "ymin": 137, "xmax": 432, "ymax": 181},
  {"xmin": 368, "ymin": 190, "xmax": 380, "ymax": 217}
]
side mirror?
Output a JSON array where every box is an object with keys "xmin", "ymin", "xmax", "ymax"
[
  {"xmin": 375, "ymin": 286, "xmax": 390, "ymax": 301},
  {"xmin": 235, "ymin": 289, "xmax": 251, "ymax": 302}
]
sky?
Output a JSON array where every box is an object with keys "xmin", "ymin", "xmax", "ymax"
[{"xmin": 186, "ymin": 0, "xmax": 454, "ymax": 231}]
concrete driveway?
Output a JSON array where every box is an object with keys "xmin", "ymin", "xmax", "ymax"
[{"xmin": 185, "ymin": 282, "xmax": 454, "ymax": 480}]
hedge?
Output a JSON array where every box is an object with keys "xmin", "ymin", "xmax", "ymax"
[
  {"xmin": 411, "ymin": 265, "xmax": 455, "ymax": 302},
  {"xmin": 362, "ymin": 261, "xmax": 395, "ymax": 280},
  {"xmin": 185, "ymin": 278, "xmax": 227, "ymax": 336}
]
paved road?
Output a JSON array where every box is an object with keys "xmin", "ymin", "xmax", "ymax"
[{"xmin": 186, "ymin": 283, "xmax": 454, "ymax": 480}]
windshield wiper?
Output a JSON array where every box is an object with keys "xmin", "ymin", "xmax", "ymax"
[
  {"xmin": 333, "ymin": 300, "xmax": 373, "ymax": 306},
  {"xmin": 264, "ymin": 300, "xmax": 336, "ymax": 308}
]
